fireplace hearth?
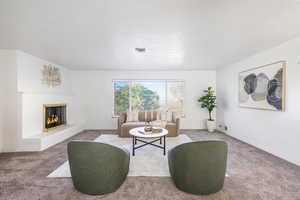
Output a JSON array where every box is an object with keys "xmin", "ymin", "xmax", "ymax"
[{"xmin": 44, "ymin": 104, "xmax": 66, "ymax": 131}]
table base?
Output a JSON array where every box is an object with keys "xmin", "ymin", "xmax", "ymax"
[{"xmin": 132, "ymin": 136, "xmax": 166, "ymax": 156}]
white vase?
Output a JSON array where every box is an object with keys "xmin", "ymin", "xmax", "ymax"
[{"xmin": 206, "ymin": 120, "xmax": 216, "ymax": 132}]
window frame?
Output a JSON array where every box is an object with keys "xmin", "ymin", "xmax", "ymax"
[{"xmin": 112, "ymin": 79, "xmax": 185, "ymax": 118}]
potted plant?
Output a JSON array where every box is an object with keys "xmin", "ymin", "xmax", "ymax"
[{"xmin": 198, "ymin": 87, "xmax": 216, "ymax": 132}]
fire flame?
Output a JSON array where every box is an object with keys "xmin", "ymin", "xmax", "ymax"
[{"xmin": 47, "ymin": 114, "xmax": 59, "ymax": 125}]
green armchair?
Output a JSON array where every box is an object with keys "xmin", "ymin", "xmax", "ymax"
[
  {"xmin": 67, "ymin": 141, "xmax": 130, "ymax": 195},
  {"xmin": 168, "ymin": 141, "xmax": 228, "ymax": 195}
]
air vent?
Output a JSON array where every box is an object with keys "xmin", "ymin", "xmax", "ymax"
[{"xmin": 135, "ymin": 48, "xmax": 146, "ymax": 52}]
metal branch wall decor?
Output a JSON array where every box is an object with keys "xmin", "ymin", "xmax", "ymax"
[
  {"xmin": 41, "ymin": 64, "xmax": 62, "ymax": 87},
  {"xmin": 239, "ymin": 61, "xmax": 286, "ymax": 111}
]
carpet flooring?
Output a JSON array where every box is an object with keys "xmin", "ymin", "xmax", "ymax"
[
  {"xmin": 48, "ymin": 134, "xmax": 192, "ymax": 177},
  {"xmin": 0, "ymin": 130, "xmax": 299, "ymax": 200}
]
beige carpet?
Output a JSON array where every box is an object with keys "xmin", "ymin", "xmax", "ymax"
[
  {"xmin": 47, "ymin": 134, "xmax": 192, "ymax": 177},
  {"xmin": 2, "ymin": 130, "xmax": 300, "ymax": 199}
]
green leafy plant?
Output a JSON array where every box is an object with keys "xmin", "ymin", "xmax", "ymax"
[
  {"xmin": 198, "ymin": 87, "xmax": 216, "ymax": 121},
  {"xmin": 115, "ymin": 84, "xmax": 160, "ymax": 115}
]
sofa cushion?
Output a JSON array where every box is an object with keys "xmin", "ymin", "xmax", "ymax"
[
  {"xmin": 159, "ymin": 111, "xmax": 174, "ymax": 122},
  {"xmin": 122, "ymin": 122, "xmax": 145, "ymax": 127},
  {"xmin": 120, "ymin": 122, "xmax": 146, "ymax": 137},
  {"xmin": 166, "ymin": 111, "xmax": 173, "ymax": 122},
  {"xmin": 166, "ymin": 122, "xmax": 176, "ymax": 126},
  {"xmin": 151, "ymin": 120, "xmax": 163, "ymax": 127},
  {"xmin": 137, "ymin": 112, "xmax": 144, "ymax": 122},
  {"xmin": 151, "ymin": 111, "xmax": 158, "ymax": 121},
  {"xmin": 119, "ymin": 119, "xmax": 178, "ymax": 138},
  {"xmin": 138, "ymin": 111, "xmax": 158, "ymax": 122},
  {"xmin": 126, "ymin": 112, "xmax": 138, "ymax": 122}
]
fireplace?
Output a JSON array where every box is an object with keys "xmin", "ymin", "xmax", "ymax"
[{"xmin": 43, "ymin": 104, "xmax": 67, "ymax": 131}]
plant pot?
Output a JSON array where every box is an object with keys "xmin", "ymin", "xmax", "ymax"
[{"xmin": 206, "ymin": 120, "xmax": 216, "ymax": 132}]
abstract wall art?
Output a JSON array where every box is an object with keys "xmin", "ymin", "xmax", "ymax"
[
  {"xmin": 41, "ymin": 64, "xmax": 62, "ymax": 87},
  {"xmin": 239, "ymin": 61, "xmax": 286, "ymax": 111}
]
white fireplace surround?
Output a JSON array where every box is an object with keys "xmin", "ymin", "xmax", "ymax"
[
  {"xmin": 17, "ymin": 93, "xmax": 85, "ymax": 152},
  {"xmin": 0, "ymin": 50, "xmax": 85, "ymax": 152},
  {"xmin": 16, "ymin": 50, "xmax": 86, "ymax": 152},
  {"xmin": 18, "ymin": 124, "xmax": 84, "ymax": 152}
]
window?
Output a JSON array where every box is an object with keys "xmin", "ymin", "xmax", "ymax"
[{"xmin": 113, "ymin": 80, "xmax": 184, "ymax": 116}]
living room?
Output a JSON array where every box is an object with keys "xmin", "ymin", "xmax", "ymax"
[{"xmin": 0, "ymin": 0, "xmax": 300, "ymax": 199}]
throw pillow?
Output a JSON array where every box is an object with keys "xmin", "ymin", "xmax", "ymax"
[
  {"xmin": 132, "ymin": 112, "xmax": 139, "ymax": 122},
  {"xmin": 156, "ymin": 111, "xmax": 161, "ymax": 121},
  {"xmin": 126, "ymin": 112, "xmax": 133, "ymax": 122},
  {"xmin": 151, "ymin": 120, "xmax": 162, "ymax": 127},
  {"xmin": 166, "ymin": 111, "xmax": 173, "ymax": 122},
  {"xmin": 127, "ymin": 112, "xmax": 139, "ymax": 122},
  {"xmin": 160, "ymin": 111, "xmax": 167, "ymax": 121},
  {"xmin": 172, "ymin": 112, "xmax": 178, "ymax": 121}
]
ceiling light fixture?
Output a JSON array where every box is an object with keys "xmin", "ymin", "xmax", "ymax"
[{"xmin": 135, "ymin": 48, "xmax": 146, "ymax": 53}]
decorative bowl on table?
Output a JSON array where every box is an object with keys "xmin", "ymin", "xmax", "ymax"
[
  {"xmin": 144, "ymin": 121, "xmax": 153, "ymax": 132},
  {"xmin": 144, "ymin": 126, "xmax": 152, "ymax": 132},
  {"xmin": 152, "ymin": 127, "xmax": 162, "ymax": 133}
]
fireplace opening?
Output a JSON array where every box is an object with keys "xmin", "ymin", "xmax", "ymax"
[{"xmin": 44, "ymin": 104, "xmax": 66, "ymax": 131}]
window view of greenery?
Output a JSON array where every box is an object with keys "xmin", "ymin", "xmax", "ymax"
[
  {"xmin": 167, "ymin": 81, "xmax": 184, "ymax": 114},
  {"xmin": 131, "ymin": 81, "xmax": 164, "ymax": 112},
  {"xmin": 114, "ymin": 81, "xmax": 130, "ymax": 114},
  {"xmin": 114, "ymin": 80, "xmax": 184, "ymax": 116}
]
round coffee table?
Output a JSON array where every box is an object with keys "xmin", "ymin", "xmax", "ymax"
[{"xmin": 129, "ymin": 127, "xmax": 168, "ymax": 156}]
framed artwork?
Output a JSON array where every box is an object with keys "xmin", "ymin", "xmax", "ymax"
[{"xmin": 239, "ymin": 61, "xmax": 286, "ymax": 111}]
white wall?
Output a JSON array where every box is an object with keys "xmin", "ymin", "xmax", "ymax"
[
  {"xmin": 217, "ymin": 37, "xmax": 300, "ymax": 166},
  {"xmin": 0, "ymin": 50, "xmax": 84, "ymax": 152},
  {"xmin": 0, "ymin": 52, "xmax": 6, "ymax": 152},
  {"xmin": 16, "ymin": 51, "xmax": 82, "ymax": 138},
  {"xmin": 0, "ymin": 81, "xmax": 2, "ymax": 152},
  {"xmin": 71, "ymin": 70, "xmax": 216, "ymax": 130},
  {"xmin": 0, "ymin": 50, "xmax": 19, "ymax": 152},
  {"xmin": 17, "ymin": 51, "xmax": 72, "ymax": 94}
]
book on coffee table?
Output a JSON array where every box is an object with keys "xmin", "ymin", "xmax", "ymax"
[{"xmin": 138, "ymin": 127, "xmax": 162, "ymax": 134}]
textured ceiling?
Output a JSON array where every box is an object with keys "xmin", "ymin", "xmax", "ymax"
[{"xmin": 1, "ymin": 0, "xmax": 300, "ymax": 70}]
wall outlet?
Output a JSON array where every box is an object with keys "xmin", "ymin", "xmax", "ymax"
[{"xmin": 217, "ymin": 124, "xmax": 228, "ymax": 132}]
